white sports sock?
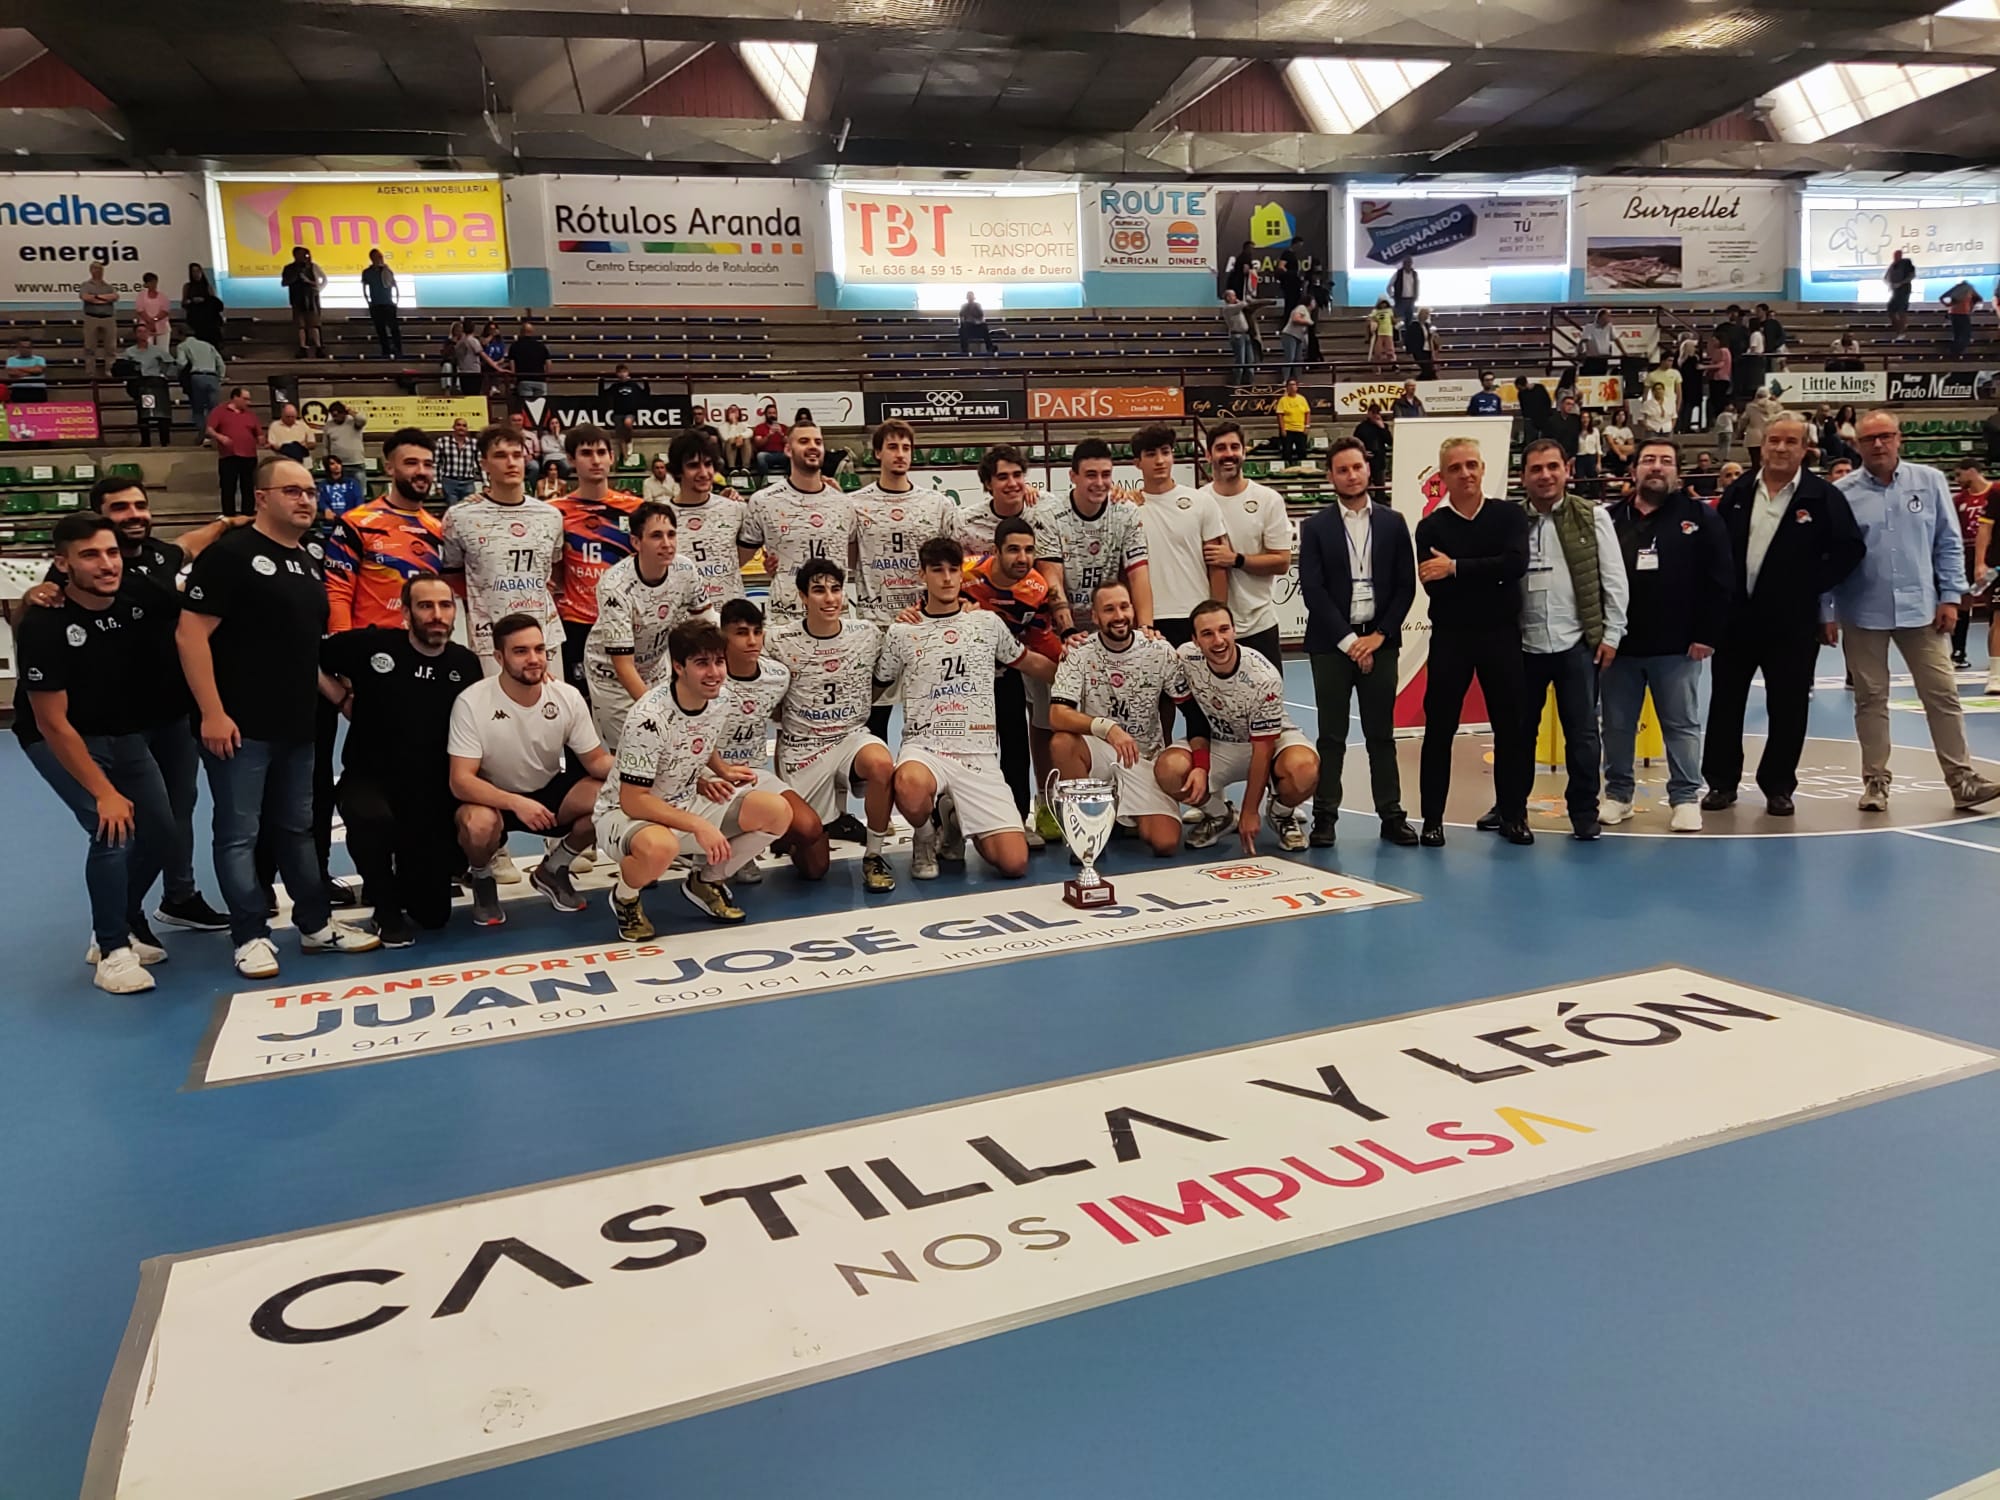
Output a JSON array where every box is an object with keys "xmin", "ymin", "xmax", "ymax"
[
  {"xmin": 865, "ymin": 828, "xmax": 886, "ymax": 854},
  {"xmin": 613, "ymin": 879, "xmax": 640, "ymax": 901},
  {"xmin": 1201, "ymin": 792, "xmax": 1229, "ymax": 816},
  {"xmin": 541, "ymin": 837, "xmax": 574, "ymax": 873},
  {"xmin": 1271, "ymin": 802, "xmax": 1296, "ymax": 822},
  {"xmin": 709, "ymin": 830, "xmax": 778, "ymax": 883},
  {"xmin": 467, "ymin": 863, "xmax": 494, "ymax": 879}
]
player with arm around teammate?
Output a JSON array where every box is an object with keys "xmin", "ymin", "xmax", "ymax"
[
  {"xmin": 1046, "ymin": 578, "xmax": 1189, "ymax": 857},
  {"xmin": 582, "ymin": 500, "xmax": 704, "ymax": 751},
  {"xmin": 716, "ymin": 596, "xmax": 834, "ymax": 885},
  {"xmin": 1157, "ymin": 599, "xmax": 1319, "ymax": 852}
]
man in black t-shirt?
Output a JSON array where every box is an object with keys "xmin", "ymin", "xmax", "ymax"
[
  {"xmin": 178, "ymin": 456, "xmax": 381, "ymax": 979},
  {"xmin": 600, "ymin": 363, "xmax": 649, "ymax": 456},
  {"xmin": 320, "ymin": 575, "xmax": 481, "ymax": 946},
  {"xmin": 17, "ymin": 512, "xmax": 189, "ymax": 993},
  {"xmin": 508, "ymin": 319, "xmax": 552, "ymax": 403}
]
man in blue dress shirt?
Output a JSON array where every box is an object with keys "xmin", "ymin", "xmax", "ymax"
[{"xmin": 1828, "ymin": 409, "xmax": 2000, "ymax": 812}]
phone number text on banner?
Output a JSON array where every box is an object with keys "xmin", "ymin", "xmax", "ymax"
[{"xmin": 840, "ymin": 190, "xmax": 1079, "ymax": 283}]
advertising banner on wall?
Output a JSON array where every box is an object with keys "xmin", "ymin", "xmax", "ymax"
[
  {"xmin": 1332, "ymin": 375, "xmax": 1626, "ymax": 418},
  {"xmin": 0, "ymin": 400, "xmax": 99, "ymax": 442},
  {"xmin": 1887, "ymin": 369, "xmax": 2000, "ymax": 403},
  {"xmin": 1028, "ymin": 385, "xmax": 1185, "ymax": 422},
  {"xmin": 216, "ymin": 177, "xmax": 508, "ymax": 279},
  {"xmin": 1576, "ymin": 179, "xmax": 1788, "ymax": 296},
  {"xmin": 1805, "ymin": 201, "xmax": 2000, "ymax": 283},
  {"xmin": 697, "ymin": 387, "xmax": 865, "ymax": 428},
  {"xmin": 1213, "ymin": 189, "xmax": 1330, "ymax": 292},
  {"xmin": 1086, "ymin": 184, "xmax": 1213, "ymax": 273},
  {"xmin": 839, "ymin": 191, "xmax": 1078, "ymax": 284},
  {"xmin": 1779, "ymin": 369, "xmax": 1889, "ymax": 405},
  {"xmin": 1186, "ymin": 383, "xmax": 1334, "ymax": 420},
  {"xmin": 1353, "ymin": 196, "xmax": 1567, "ymax": 270},
  {"xmin": 522, "ymin": 177, "xmax": 818, "ymax": 307},
  {"xmin": 865, "ymin": 385, "xmax": 1027, "ymax": 424},
  {"xmin": 296, "ymin": 394, "xmax": 491, "ymax": 431},
  {"xmin": 0, "ymin": 173, "xmax": 209, "ymax": 304}
]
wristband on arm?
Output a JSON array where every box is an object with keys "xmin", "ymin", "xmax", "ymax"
[{"xmin": 1191, "ymin": 748, "xmax": 1211, "ymax": 771}]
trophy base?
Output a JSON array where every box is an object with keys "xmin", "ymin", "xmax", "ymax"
[{"xmin": 1063, "ymin": 877, "xmax": 1116, "ymax": 909}]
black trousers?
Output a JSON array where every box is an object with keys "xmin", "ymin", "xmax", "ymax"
[
  {"xmin": 1702, "ymin": 620, "xmax": 1819, "ymax": 799},
  {"xmin": 219, "ymin": 455, "xmax": 256, "ymax": 516},
  {"xmin": 995, "ymin": 668, "xmax": 1031, "ymax": 817},
  {"xmin": 369, "ymin": 302, "xmax": 403, "ymax": 358},
  {"xmin": 1509, "ymin": 642, "xmax": 1600, "ymax": 826},
  {"xmin": 338, "ymin": 772, "xmax": 456, "ymax": 929},
  {"xmin": 564, "ymin": 620, "xmax": 593, "ymax": 700},
  {"xmin": 1238, "ymin": 624, "xmax": 1283, "ymax": 672},
  {"xmin": 1421, "ymin": 626, "xmax": 1526, "ymax": 824},
  {"xmin": 1309, "ymin": 645, "xmax": 1403, "ymax": 822},
  {"xmin": 1279, "ymin": 431, "xmax": 1307, "ymax": 464}
]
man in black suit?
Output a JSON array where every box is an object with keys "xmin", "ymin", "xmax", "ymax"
[
  {"xmin": 1299, "ymin": 436, "xmax": 1419, "ymax": 848},
  {"xmin": 1701, "ymin": 413, "xmax": 1866, "ymax": 816}
]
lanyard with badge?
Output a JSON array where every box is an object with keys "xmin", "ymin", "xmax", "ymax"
[
  {"xmin": 1527, "ymin": 516, "xmax": 1557, "ymax": 592},
  {"xmin": 1345, "ymin": 511, "xmax": 1374, "ymax": 618}
]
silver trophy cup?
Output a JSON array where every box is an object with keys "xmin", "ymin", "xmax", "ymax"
[{"xmin": 1048, "ymin": 773, "xmax": 1119, "ymax": 908}]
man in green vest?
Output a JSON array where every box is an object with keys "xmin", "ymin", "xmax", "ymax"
[{"xmin": 1476, "ymin": 436, "xmax": 1630, "ymax": 840}]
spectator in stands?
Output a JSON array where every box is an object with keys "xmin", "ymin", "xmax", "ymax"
[
  {"xmin": 119, "ymin": 329, "xmax": 175, "ymax": 447},
  {"xmin": 1701, "ymin": 334, "xmax": 1733, "ymax": 417},
  {"xmin": 1273, "ymin": 378, "xmax": 1311, "ymax": 467},
  {"xmin": 1574, "ymin": 410, "xmax": 1601, "ymax": 484},
  {"xmin": 1515, "ymin": 374, "xmax": 1552, "ymax": 442},
  {"xmin": 1601, "ymin": 405, "xmax": 1636, "ymax": 477},
  {"xmin": 174, "ymin": 322, "xmax": 224, "ymax": 434},
  {"xmin": 266, "ymin": 403, "xmax": 315, "ymax": 462},
  {"xmin": 444, "ymin": 320, "xmax": 481, "ymax": 395},
  {"xmin": 1390, "ymin": 381, "xmax": 1425, "ymax": 420},
  {"xmin": 532, "ymin": 412, "xmax": 572, "ymax": 489},
  {"xmin": 1579, "ymin": 309, "xmax": 1618, "ymax": 376},
  {"xmin": 78, "ymin": 259, "xmax": 118, "ymax": 377},
  {"xmin": 361, "ymin": 249, "xmax": 402, "ymax": 359},
  {"xmin": 509, "ymin": 319, "xmax": 552, "ymax": 403},
  {"xmin": 478, "ymin": 319, "xmax": 510, "ymax": 399},
  {"xmin": 134, "ymin": 272, "xmax": 171, "ymax": 346},
  {"xmin": 643, "ymin": 454, "xmax": 676, "ymax": 503},
  {"xmin": 1645, "ymin": 349, "xmax": 1681, "ymax": 414},
  {"xmin": 1742, "ymin": 386, "xmax": 1785, "ymax": 471},
  {"xmin": 1827, "ymin": 329, "xmax": 1864, "ymax": 371},
  {"xmin": 752, "ymin": 402, "xmax": 790, "ymax": 475},
  {"xmin": 1366, "ymin": 299, "xmax": 1397, "ymax": 367},
  {"xmin": 958, "ymin": 292, "xmax": 999, "ymax": 357},
  {"xmin": 1224, "ymin": 239, "xmax": 1257, "ymax": 298},
  {"xmin": 6, "ymin": 337, "xmax": 48, "ymax": 402},
  {"xmin": 1713, "ymin": 305, "xmax": 1748, "ymax": 360},
  {"xmin": 1466, "ymin": 370, "xmax": 1503, "ymax": 415},
  {"xmin": 1827, "ymin": 456, "xmax": 1854, "ymax": 481},
  {"xmin": 1886, "ymin": 250, "xmax": 1916, "ymax": 338},
  {"xmin": 280, "ymin": 246, "xmax": 327, "ymax": 358},
  {"xmin": 1738, "ymin": 318, "xmax": 1767, "ymax": 400},
  {"xmin": 1753, "ymin": 303, "xmax": 1787, "ymax": 368},
  {"xmin": 600, "ymin": 362, "xmax": 648, "ymax": 454},
  {"xmin": 1276, "ymin": 237, "xmax": 1305, "ymax": 311},
  {"xmin": 1717, "ymin": 460, "xmax": 1745, "ymax": 492},
  {"xmin": 1222, "ymin": 291, "xmax": 1260, "ymax": 383},
  {"xmin": 1278, "ymin": 301, "xmax": 1313, "ymax": 378},
  {"xmin": 1834, "ymin": 405, "xmax": 1858, "ymax": 447},
  {"xmin": 536, "ymin": 466, "xmax": 565, "ymax": 501},
  {"xmin": 1389, "ymin": 256, "xmax": 1420, "ymax": 329},
  {"xmin": 208, "ymin": 388, "xmax": 261, "ymax": 516},
  {"xmin": 718, "ymin": 404, "xmax": 754, "ymax": 472},
  {"xmin": 181, "ymin": 263, "xmax": 225, "ymax": 348},
  {"xmin": 434, "ymin": 416, "xmax": 482, "ymax": 505},
  {"xmin": 1638, "ymin": 381, "xmax": 1674, "ymax": 440},
  {"xmin": 1406, "ymin": 308, "xmax": 1439, "ymax": 381},
  {"xmin": 318, "ymin": 456, "xmax": 364, "ymax": 522},
  {"xmin": 1711, "ymin": 403, "xmax": 1737, "ymax": 463},
  {"xmin": 1942, "ymin": 279, "xmax": 1984, "ymax": 357},
  {"xmin": 1675, "ymin": 327, "xmax": 1705, "ymax": 430},
  {"xmin": 1355, "ymin": 403, "xmax": 1391, "ymax": 483},
  {"xmin": 1543, "ymin": 390, "xmax": 1582, "ymax": 459},
  {"xmin": 319, "ymin": 401, "xmax": 368, "ymax": 469}
]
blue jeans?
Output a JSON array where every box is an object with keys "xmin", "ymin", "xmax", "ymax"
[
  {"xmin": 440, "ymin": 477, "xmax": 479, "ymax": 505},
  {"xmin": 187, "ymin": 372, "xmax": 221, "ymax": 436},
  {"xmin": 755, "ymin": 451, "xmax": 788, "ymax": 475},
  {"xmin": 1279, "ymin": 330, "xmax": 1308, "ymax": 379},
  {"xmin": 27, "ymin": 732, "xmax": 176, "ymax": 951},
  {"xmin": 142, "ymin": 718, "xmax": 200, "ymax": 903},
  {"xmin": 203, "ymin": 738, "xmax": 329, "ymax": 945},
  {"xmin": 1515, "ymin": 642, "xmax": 1601, "ymax": 826},
  {"xmin": 1601, "ymin": 652, "xmax": 1703, "ymax": 807},
  {"xmin": 1229, "ymin": 332, "xmax": 1256, "ymax": 384}
]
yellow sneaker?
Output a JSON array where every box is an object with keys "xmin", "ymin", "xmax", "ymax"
[
  {"xmin": 612, "ymin": 891, "xmax": 655, "ymax": 941},
  {"xmin": 680, "ymin": 873, "xmax": 746, "ymax": 923}
]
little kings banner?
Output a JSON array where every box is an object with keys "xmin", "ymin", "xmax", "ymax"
[{"xmin": 93, "ymin": 969, "xmax": 1996, "ymax": 1499}]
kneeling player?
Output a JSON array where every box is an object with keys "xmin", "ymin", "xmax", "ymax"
[
  {"xmin": 717, "ymin": 597, "xmax": 832, "ymax": 884},
  {"xmin": 1157, "ymin": 599, "xmax": 1318, "ymax": 853},
  {"xmin": 877, "ymin": 537, "xmax": 1057, "ymax": 879},
  {"xmin": 595, "ymin": 618, "xmax": 795, "ymax": 935},
  {"xmin": 1046, "ymin": 578, "xmax": 1188, "ymax": 857}
]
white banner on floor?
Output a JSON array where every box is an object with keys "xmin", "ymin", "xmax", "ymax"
[
  {"xmin": 193, "ymin": 860, "xmax": 1416, "ymax": 1087},
  {"xmin": 98, "ymin": 969, "xmax": 1996, "ymax": 1500}
]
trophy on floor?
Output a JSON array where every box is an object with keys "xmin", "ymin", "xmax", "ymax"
[{"xmin": 1048, "ymin": 773, "xmax": 1118, "ymax": 908}]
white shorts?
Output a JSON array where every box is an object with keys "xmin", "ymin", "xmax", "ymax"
[
  {"xmin": 897, "ymin": 745, "xmax": 1020, "ymax": 838},
  {"xmin": 780, "ymin": 729, "xmax": 888, "ymax": 821},
  {"xmin": 1079, "ymin": 738, "xmax": 1180, "ymax": 820},
  {"xmin": 591, "ymin": 688, "xmax": 636, "ymax": 754},
  {"xmin": 1026, "ymin": 675, "xmax": 1053, "ymax": 731},
  {"xmin": 1194, "ymin": 728, "xmax": 1315, "ymax": 796},
  {"xmin": 595, "ymin": 771, "xmax": 787, "ymax": 859}
]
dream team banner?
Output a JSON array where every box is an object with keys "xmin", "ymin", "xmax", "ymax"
[
  {"xmin": 191, "ymin": 861, "xmax": 1416, "ymax": 1087},
  {"xmin": 95, "ymin": 970, "xmax": 1997, "ymax": 1499}
]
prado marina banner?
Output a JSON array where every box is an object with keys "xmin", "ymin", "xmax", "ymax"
[
  {"xmin": 1214, "ymin": 189, "xmax": 1330, "ymax": 292},
  {"xmin": 0, "ymin": 173, "xmax": 209, "ymax": 304},
  {"xmin": 1806, "ymin": 200, "xmax": 2000, "ymax": 283},
  {"xmin": 1353, "ymin": 196, "xmax": 1566, "ymax": 270},
  {"xmin": 520, "ymin": 177, "xmax": 818, "ymax": 307},
  {"xmin": 217, "ymin": 177, "xmax": 508, "ymax": 279},
  {"xmin": 1087, "ymin": 184, "xmax": 1214, "ymax": 273},
  {"xmin": 839, "ymin": 190, "xmax": 1079, "ymax": 284},
  {"xmin": 1576, "ymin": 178, "xmax": 1788, "ymax": 296}
]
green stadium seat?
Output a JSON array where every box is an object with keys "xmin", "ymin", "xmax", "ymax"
[
  {"xmin": 22, "ymin": 463, "xmax": 56, "ymax": 484},
  {"xmin": 6, "ymin": 491, "xmax": 46, "ymax": 514},
  {"xmin": 49, "ymin": 490, "xmax": 82, "ymax": 512},
  {"xmin": 0, "ymin": 467, "xmax": 18, "ymax": 487},
  {"xmin": 108, "ymin": 463, "xmax": 143, "ymax": 481},
  {"xmin": 65, "ymin": 463, "xmax": 98, "ymax": 484}
]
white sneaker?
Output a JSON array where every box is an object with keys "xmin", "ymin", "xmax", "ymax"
[
  {"xmin": 84, "ymin": 935, "xmax": 167, "ymax": 966},
  {"xmin": 492, "ymin": 852, "xmax": 524, "ymax": 885},
  {"xmin": 911, "ymin": 821, "xmax": 940, "ymax": 880},
  {"xmin": 93, "ymin": 946, "xmax": 156, "ymax": 994},
  {"xmin": 732, "ymin": 857, "xmax": 765, "ymax": 885},
  {"xmin": 1669, "ymin": 803, "xmax": 1703, "ymax": 833},
  {"xmin": 301, "ymin": 920, "xmax": 384, "ymax": 956},
  {"xmin": 936, "ymin": 791, "xmax": 966, "ymax": 864},
  {"xmin": 568, "ymin": 846, "xmax": 596, "ymax": 874},
  {"xmin": 1985, "ymin": 673, "xmax": 2000, "ymax": 695},
  {"xmin": 1859, "ymin": 779, "xmax": 1890, "ymax": 813},
  {"xmin": 234, "ymin": 936, "xmax": 281, "ymax": 979},
  {"xmin": 1599, "ymin": 797, "xmax": 1635, "ymax": 825}
]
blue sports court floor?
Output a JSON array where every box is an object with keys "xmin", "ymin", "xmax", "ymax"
[{"xmin": 7, "ymin": 650, "xmax": 2000, "ymax": 1500}]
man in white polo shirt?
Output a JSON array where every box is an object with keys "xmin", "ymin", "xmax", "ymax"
[
  {"xmin": 1132, "ymin": 421, "xmax": 1227, "ymax": 650},
  {"xmin": 1198, "ymin": 419, "xmax": 1296, "ymax": 670}
]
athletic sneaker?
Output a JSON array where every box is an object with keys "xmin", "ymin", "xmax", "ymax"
[
  {"xmin": 936, "ymin": 792, "xmax": 966, "ymax": 864},
  {"xmin": 1033, "ymin": 802, "xmax": 1065, "ymax": 845},
  {"xmin": 1186, "ymin": 803, "xmax": 1233, "ymax": 850},
  {"xmin": 93, "ymin": 946, "xmax": 156, "ymax": 995},
  {"xmin": 732, "ymin": 858, "xmax": 765, "ymax": 886},
  {"xmin": 1022, "ymin": 815, "xmax": 1046, "ymax": 851},
  {"xmin": 492, "ymin": 852, "xmax": 524, "ymax": 884},
  {"xmin": 569, "ymin": 846, "xmax": 598, "ymax": 875},
  {"xmin": 374, "ymin": 909, "xmax": 417, "ymax": 948},
  {"xmin": 824, "ymin": 812, "xmax": 868, "ymax": 844},
  {"xmin": 86, "ymin": 920, "xmax": 167, "ymax": 967},
  {"xmin": 1668, "ymin": 803, "xmax": 1703, "ymax": 833},
  {"xmin": 1858, "ymin": 779, "xmax": 1890, "ymax": 813},
  {"xmin": 326, "ymin": 877, "xmax": 364, "ymax": 909},
  {"xmin": 1274, "ymin": 812, "xmax": 1307, "ymax": 851},
  {"xmin": 863, "ymin": 852, "xmax": 896, "ymax": 893},
  {"xmin": 911, "ymin": 821, "xmax": 940, "ymax": 880},
  {"xmin": 234, "ymin": 937, "xmax": 280, "ymax": 980},
  {"xmin": 1986, "ymin": 672, "xmax": 2000, "ymax": 695},
  {"xmin": 301, "ymin": 920, "xmax": 384, "ymax": 955},
  {"xmin": 469, "ymin": 873, "xmax": 506, "ymax": 926},
  {"xmin": 153, "ymin": 893, "xmax": 230, "ymax": 932},
  {"xmin": 612, "ymin": 891, "xmax": 655, "ymax": 941},
  {"xmin": 1952, "ymin": 773, "xmax": 2000, "ymax": 809},
  {"xmin": 1599, "ymin": 797, "xmax": 1634, "ymax": 825},
  {"xmin": 682, "ymin": 873, "xmax": 745, "ymax": 923},
  {"xmin": 530, "ymin": 858, "xmax": 587, "ymax": 913}
]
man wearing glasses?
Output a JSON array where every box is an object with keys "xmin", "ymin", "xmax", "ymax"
[{"xmin": 1828, "ymin": 410, "xmax": 2000, "ymax": 812}]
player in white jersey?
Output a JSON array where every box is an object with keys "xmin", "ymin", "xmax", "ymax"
[
  {"xmin": 668, "ymin": 428, "xmax": 758, "ymax": 610},
  {"xmin": 767, "ymin": 559, "xmax": 898, "ymax": 893},
  {"xmin": 1046, "ymin": 578, "xmax": 1191, "ymax": 857},
  {"xmin": 582, "ymin": 501, "xmax": 705, "ymax": 751},
  {"xmin": 443, "ymin": 424, "xmax": 565, "ymax": 675},
  {"xmin": 877, "ymin": 535, "xmax": 1058, "ymax": 880},
  {"xmin": 955, "ymin": 443, "xmax": 1036, "ymax": 559},
  {"xmin": 1197, "ymin": 420, "xmax": 1296, "ymax": 670},
  {"xmin": 1035, "ymin": 437, "xmax": 1153, "ymax": 634},
  {"xmin": 851, "ymin": 419, "xmax": 957, "ymax": 627},
  {"xmin": 740, "ymin": 420, "xmax": 852, "ymax": 625},
  {"xmin": 595, "ymin": 617, "xmax": 796, "ymax": 935},
  {"xmin": 716, "ymin": 596, "xmax": 835, "ymax": 886},
  {"xmin": 1157, "ymin": 599, "xmax": 1319, "ymax": 853}
]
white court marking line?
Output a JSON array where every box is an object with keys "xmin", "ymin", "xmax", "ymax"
[
  {"xmin": 1895, "ymin": 827, "xmax": 2000, "ymax": 855},
  {"xmin": 1933, "ymin": 1467, "xmax": 2000, "ymax": 1500}
]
